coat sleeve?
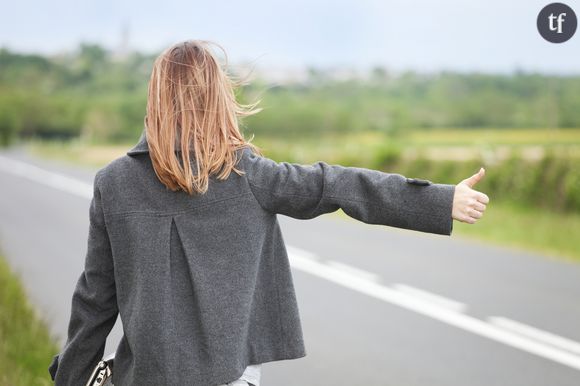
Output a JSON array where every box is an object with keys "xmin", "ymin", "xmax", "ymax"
[
  {"xmin": 48, "ymin": 169, "xmax": 119, "ymax": 385},
  {"xmin": 242, "ymin": 148, "xmax": 455, "ymax": 235}
]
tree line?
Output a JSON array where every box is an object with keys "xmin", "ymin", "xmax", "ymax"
[{"xmin": 1, "ymin": 43, "xmax": 579, "ymax": 146}]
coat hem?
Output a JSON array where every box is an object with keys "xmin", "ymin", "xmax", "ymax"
[{"xmin": 112, "ymin": 349, "xmax": 307, "ymax": 386}]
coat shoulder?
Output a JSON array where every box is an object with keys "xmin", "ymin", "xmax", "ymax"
[{"xmin": 94, "ymin": 154, "xmax": 141, "ymax": 189}]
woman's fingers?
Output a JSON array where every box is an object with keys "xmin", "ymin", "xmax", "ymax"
[
  {"xmin": 476, "ymin": 192, "xmax": 490, "ymax": 204},
  {"xmin": 458, "ymin": 208, "xmax": 483, "ymax": 224},
  {"xmin": 468, "ymin": 208, "xmax": 483, "ymax": 219},
  {"xmin": 462, "ymin": 214, "xmax": 477, "ymax": 224},
  {"xmin": 451, "ymin": 180, "xmax": 490, "ymax": 224},
  {"xmin": 473, "ymin": 201, "xmax": 486, "ymax": 212},
  {"xmin": 465, "ymin": 193, "xmax": 486, "ymax": 223}
]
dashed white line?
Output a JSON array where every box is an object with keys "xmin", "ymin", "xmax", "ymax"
[
  {"xmin": 488, "ymin": 316, "xmax": 580, "ymax": 356},
  {"xmin": 0, "ymin": 155, "xmax": 92, "ymax": 198},
  {"xmin": 326, "ymin": 260, "xmax": 381, "ymax": 283},
  {"xmin": 286, "ymin": 248, "xmax": 580, "ymax": 371},
  {"xmin": 391, "ymin": 283, "xmax": 467, "ymax": 313},
  {"xmin": 286, "ymin": 245, "xmax": 321, "ymax": 262}
]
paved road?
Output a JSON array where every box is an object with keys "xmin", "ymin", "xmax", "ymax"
[{"xmin": 1, "ymin": 147, "xmax": 579, "ymax": 386}]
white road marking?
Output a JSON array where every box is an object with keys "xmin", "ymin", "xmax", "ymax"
[
  {"xmin": 0, "ymin": 155, "xmax": 93, "ymax": 198},
  {"xmin": 488, "ymin": 316, "xmax": 580, "ymax": 356},
  {"xmin": 326, "ymin": 260, "xmax": 381, "ymax": 283},
  {"xmin": 286, "ymin": 245, "xmax": 321, "ymax": 262},
  {"xmin": 2, "ymin": 155, "xmax": 580, "ymax": 372},
  {"xmin": 391, "ymin": 283, "xmax": 467, "ymax": 313},
  {"xmin": 287, "ymin": 248, "xmax": 580, "ymax": 371}
]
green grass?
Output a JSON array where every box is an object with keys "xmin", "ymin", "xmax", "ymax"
[
  {"xmin": 0, "ymin": 251, "xmax": 59, "ymax": 386},
  {"xmin": 330, "ymin": 201, "xmax": 580, "ymax": 263},
  {"xmin": 452, "ymin": 201, "xmax": 580, "ymax": 263},
  {"xmin": 405, "ymin": 127, "xmax": 580, "ymax": 146},
  {"xmin": 25, "ymin": 138, "xmax": 133, "ymax": 169},
  {"xmin": 25, "ymin": 128, "xmax": 580, "ymax": 168}
]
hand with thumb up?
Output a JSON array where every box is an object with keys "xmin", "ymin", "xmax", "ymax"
[{"xmin": 452, "ymin": 167, "xmax": 490, "ymax": 224}]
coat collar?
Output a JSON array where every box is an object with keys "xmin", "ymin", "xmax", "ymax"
[
  {"xmin": 126, "ymin": 129, "xmax": 149, "ymax": 156},
  {"xmin": 126, "ymin": 129, "xmax": 198, "ymax": 156}
]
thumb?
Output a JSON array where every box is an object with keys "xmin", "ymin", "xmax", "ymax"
[{"xmin": 462, "ymin": 167, "xmax": 485, "ymax": 188}]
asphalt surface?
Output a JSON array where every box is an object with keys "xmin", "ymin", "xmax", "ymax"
[{"xmin": 0, "ymin": 146, "xmax": 579, "ymax": 386}]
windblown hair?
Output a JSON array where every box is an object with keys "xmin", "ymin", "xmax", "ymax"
[{"xmin": 145, "ymin": 39, "xmax": 263, "ymax": 195}]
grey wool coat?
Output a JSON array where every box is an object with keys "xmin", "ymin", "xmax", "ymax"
[{"xmin": 48, "ymin": 129, "xmax": 455, "ymax": 386}]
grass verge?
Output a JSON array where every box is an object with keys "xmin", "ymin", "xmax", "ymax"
[
  {"xmin": 0, "ymin": 251, "xmax": 58, "ymax": 386},
  {"xmin": 451, "ymin": 201, "xmax": 580, "ymax": 263},
  {"xmin": 25, "ymin": 138, "xmax": 132, "ymax": 169},
  {"xmin": 330, "ymin": 201, "xmax": 580, "ymax": 263}
]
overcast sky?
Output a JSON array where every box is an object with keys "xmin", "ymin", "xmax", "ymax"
[{"xmin": 1, "ymin": 0, "xmax": 579, "ymax": 74}]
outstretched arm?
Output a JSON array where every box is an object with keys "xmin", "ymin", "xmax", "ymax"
[{"xmin": 243, "ymin": 149, "xmax": 458, "ymax": 235}]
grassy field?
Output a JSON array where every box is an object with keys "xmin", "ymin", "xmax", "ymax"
[
  {"xmin": 26, "ymin": 139, "xmax": 132, "ymax": 169},
  {"xmin": 330, "ymin": 201, "xmax": 580, "ymax": 263},
  {"xmin": 0, "ymin": 250, "xmax": 58, "ymax": 386},
  {"xmin": 451, "ymin": 201, "xmax": 580, "ymax": 263},
  {"xmin": 25, "ymin": 128, "xmax": 580, "ymax": 165},
  {"xmin": 405, "ymin": 127, "xmax": 580, "ymax": 146},
  {"xmin": 24, "ymin": 128, "xmax": 580, "ymax": 263}
]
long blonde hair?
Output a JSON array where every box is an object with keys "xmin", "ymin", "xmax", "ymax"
[{"xmin": 145, "ymin": 39, "xmax": 263, "ymax": 195}]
